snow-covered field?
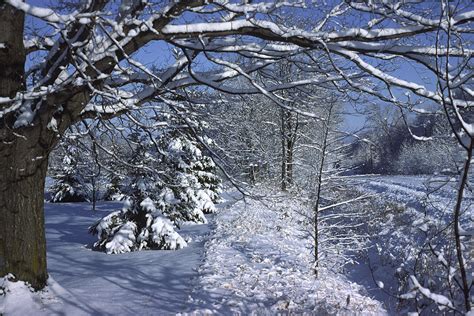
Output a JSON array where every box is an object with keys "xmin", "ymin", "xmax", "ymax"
[
  {"xmin": 1, "ymin": 193, "xmax": 386, "ymax": 315},
  {"xmin": 2, "ymin": 175, "xmax": 471, "ymax": 315}
]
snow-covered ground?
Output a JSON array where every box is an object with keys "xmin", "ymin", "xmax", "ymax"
[
  {"xmin": 349, "ymin": 175, "xmax": 473, "ymax": 314},
  {"xmin": 1, "ymin": 202, "xmax": 212, "ymax": 315},
  {"xmin": 186, "ymin": 189, "xmax": 386, "ymax": 314},
  {"xmin": 1, "ymin": 190, "xmax": 387, "ymax": 315},
  {"xmin": 2, "ymin": 175, "xmax": 470, "ymax": 315}
]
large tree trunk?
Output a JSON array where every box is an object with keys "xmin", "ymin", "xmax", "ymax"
[
  {"xmin": 0, "ymin": 144, "xmax": 49, "ymax": 290},
  {"xmin": 0, "ymin": 2, "xmax": 49, "ymax": 290},
  {"xmin": 0, "ymin": 3, "xmax": 25, "ymax": 98}
]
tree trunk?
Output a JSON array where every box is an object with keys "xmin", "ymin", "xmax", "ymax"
[
  {"xmin": 0, "ymin": 3, "xmax": 49, "ymax": 290},
  {"xmin": 281, "ymin": 110, "xmax": 288, "ymax": 191},
  {"xmin": 313, "ymin": 104, "xmax": 333, "ymax": 277},
  {"xmin": 0, "ymin": 4, "xmax": 25, "ymax": 98},
  {"xmin": 0, "ymin": 144, "xmax": 49, "ymax": 290},
  {"xmin": 287, "ymin": 139, "xmax": 294, "ymax": 186},
  {"xmin": 453, "ymin": 140, "xmax": 472, "ymax": 312}
]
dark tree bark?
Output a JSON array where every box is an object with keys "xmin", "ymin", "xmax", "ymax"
[
  {"xmin": 0, "ymin": 4, "xmax": 25, "ymax": 98},
  {"xmin": 0, "ymin": 3, "xmax": 50, "ymax": 290},
  {"xmin": 453, "ymin": 140, "xmax": 472, "ymax": 312},
  {"xmin": 0, "ymin": 144, "xmax": 49, "ymax": 290},
  {"xmin": 0, "ymin": 3, "xmax": 49, "ymax": 289},
  {"xmin": 280, "ymin": 108, "xmax": 298, "ymax": 191}
]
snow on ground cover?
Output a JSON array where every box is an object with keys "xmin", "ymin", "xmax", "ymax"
[
  {"xmin": 186, "ymin": 188, "xmax": 387, "ymax": 314},
  {"xmin": 348, "ymin": 175, "xmax": 473, "ymax": 313},
  {"xmin": 354, "ymin": 175, "xmax": 473, "ymax": 227},
  {"xmin": 1, "ymin": 201, "xmax": 211, "ymax": 315},
  {"xmin": 4, "ymin": 176, "xmax": 467, "ymax": 315},
  {"xmin": 0, "ymin": 274, "xmax": 42, "ymax": 315}
]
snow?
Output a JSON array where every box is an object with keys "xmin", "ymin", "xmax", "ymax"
[
  {"xmin": 350, "ymin": 174, "xmax": 473, "ymax": 313},
  {"xmin": 3, "ymin": 176, "xmax": 469, "ymax": 314},
  {"xmin": 78, "ymin": 18, "xmax": 91, "ymax": 25},
  {"xmin": 5, "ymin": 0, "xmax": 70, "ymax": 23},
  {"xmin": 46, "ymin": 117, "xmax": 58, "ymax": 132},
  {"xmin": 1, "ymin": 189, "xmax": 387, "ymax": 315},
  {"xmin": 139, "ymin": 197, "xmax": 156, "ymax": 212},
  {"xmin": 104, "ymin": 220, "xmax": 137, "ymax": 254},
  {"xmin": 408, "ymin": 276, "xmax": 454, "ymax": 309},
  {"xmin": 0, "ymin": 275, "xmax": 42, "ymax": 315},
  {"xmin": 1, "ymin": 202, "xmax": 211, "ymax": 315},
  {"xmin": 186, "ymin": 190, "xmax": 386, "ymax": 314},
  {"xmin": 149, "ymin": 216, "xmax": 187, "ymax": 250},
  {"xmin": 13, "ymin": 100, "xmax": 35, "ymax": 128}
]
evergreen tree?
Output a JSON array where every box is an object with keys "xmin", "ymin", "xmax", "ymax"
[
  {"xmin": 89, "ymin": 132, "xmax": 188, "ymax": 254},
  {"xmin": 103, "ymin": 173, "xmax": 126, "ymax": 201},
  {"xmin": 89, "ymin": 197, "xmax": 187, "ymax": 254},
  {"xmin": 89, "ymin": 117, "xmax": 222, "ymax": 254},
  {"xmin": 156, "ymin": 132, "xmax": 221, "ymax": 225}
]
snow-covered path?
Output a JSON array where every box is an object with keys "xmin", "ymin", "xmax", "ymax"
[
  {"xmin": 353, "ymin": 174, "xmax": 473, "ymax": 224},
  {"xmin": 354, "ymin": 175, "xmax": 463, "ymax": 203}
]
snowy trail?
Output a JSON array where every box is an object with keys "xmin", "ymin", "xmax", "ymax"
[
  {"xmin": 355, "ymin": 175, "xmax": 462, "ymax": 200},
  {"xmin": 2, "ymin": 202, "xmax": 211, "ymax": 316}
]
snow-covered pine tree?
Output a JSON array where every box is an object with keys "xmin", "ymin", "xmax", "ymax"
[
  {"xmin": 89, "ymin": 132, "xmax": 187, "ymax": 254},
  {"xmin": 49, "ymin": 143, "xmax": 89, "ymax": 203},
  {"xmin": 89, "ymin": 197, "xmax": 187, "ymax": 254},
  {"xmin": 154, "ymin": 114, "xmax": 221, "ymax": 225},
  {"xmin": 195, "ymin": 155, "xmax": 222, "ymax": 207}
]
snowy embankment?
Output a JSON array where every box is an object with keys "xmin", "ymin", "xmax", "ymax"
[
  {"xmin": 186, "ymin": 189, "xmax": 386, "ymax": 314},
  {"xmin": 348, "ymin": 175, "xmax": 473, "ymax": 313},
  {"xmin": 1, "ymin": 202, "xmax": 211, "ymax": 315}
]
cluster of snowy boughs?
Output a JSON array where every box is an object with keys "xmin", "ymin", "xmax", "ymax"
[{"xmin": 90, "ymin": 129, "xmax": 220, "ymax": 254}]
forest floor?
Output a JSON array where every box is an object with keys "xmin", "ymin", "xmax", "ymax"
[{"xmin": 2, "ymin": 175, "xmax": 469, "ymax": 315}]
